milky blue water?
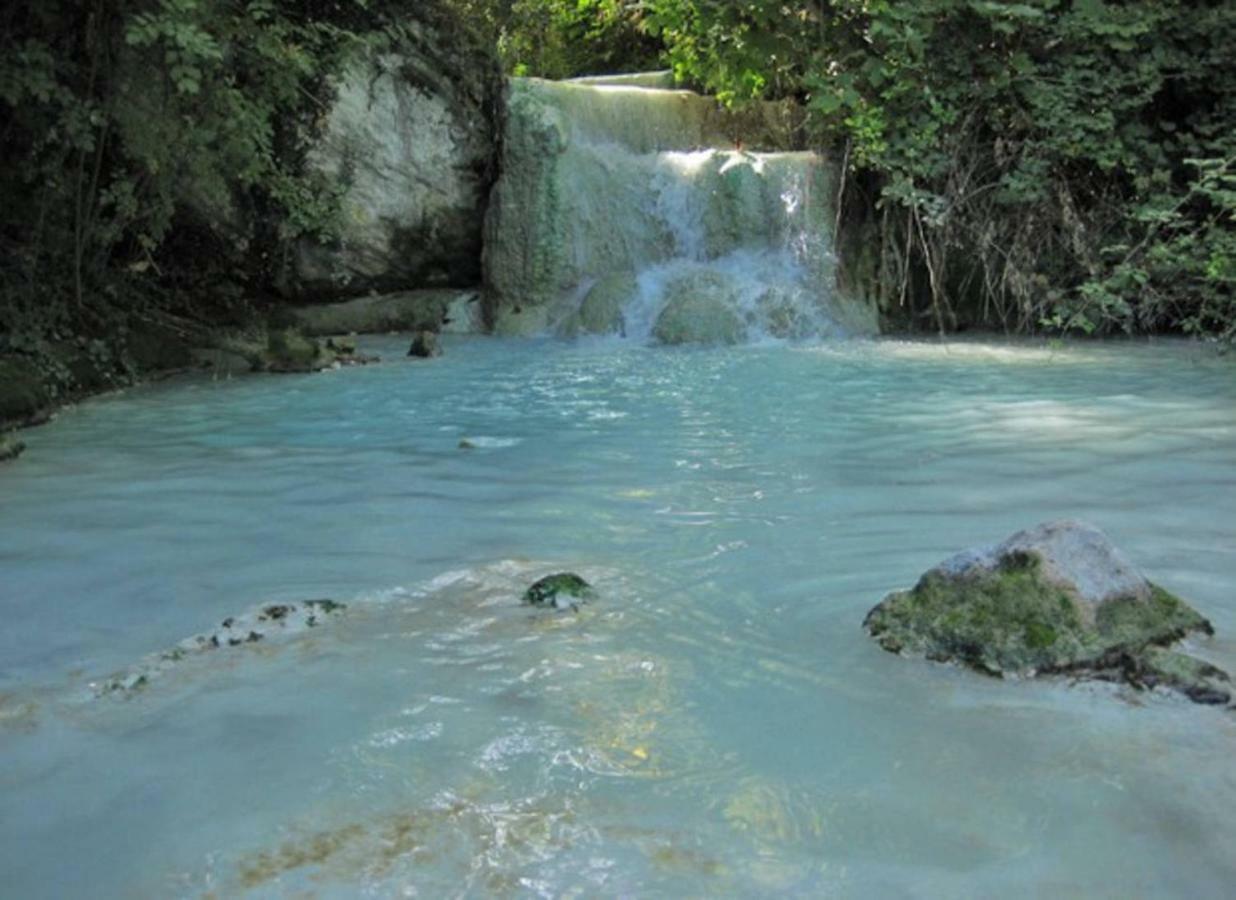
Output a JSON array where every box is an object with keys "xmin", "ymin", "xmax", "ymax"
[{"xmin": 2, "ymin": 335, "xmax": 1235, "ymax": 898}]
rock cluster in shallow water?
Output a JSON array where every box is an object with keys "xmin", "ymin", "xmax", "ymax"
[
  {"xmin": 863, "ymin": 520, "xmax": 1231, "ymax": 706},
  {"xmin": 96, "ymin": 599, "xmax": 347, "ymax": 697}
]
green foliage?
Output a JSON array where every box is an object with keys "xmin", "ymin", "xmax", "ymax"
[
  {"xmin": 644, "ymin": 0, "xmax": 1236, "ymax": 339},
  {"xmin": 0, "ymin": 0, "xmax": 416, "ymax": 346},
  {"xmin": 443, "ymin": 0, "xmax": 660, "ymax": 78}
]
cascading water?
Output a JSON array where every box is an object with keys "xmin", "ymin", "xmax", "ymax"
[{"xmin": 483, "ymin": 76, "xmax": 878, "ymax": 341}]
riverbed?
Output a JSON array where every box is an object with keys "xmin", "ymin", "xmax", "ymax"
[{"xmin": 2, "ymin": 334, "xmax": 1234, "ymax": 897}]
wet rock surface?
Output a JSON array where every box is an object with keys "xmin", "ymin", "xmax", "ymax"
[
  {"xmin": 96, "ymin": 599, "xmax": 347, "ymax": 697},
  {"xmin": 652, "ymin": 272, "xmax": 747, "ymax": 345},
  {"xmin": 864, "ymin": 520, "xmax": 1229, "ymax": 706},
  {"xmin": 522, "ymin": 572, "xmax": 595, "ymax": 611},
  {"xmin": 407, "ymin": 330, "xmax": 442, "ymax": 359},
  {"xmin": 560, "ymin": 272, "xmax": 634, "ymax": 337}
]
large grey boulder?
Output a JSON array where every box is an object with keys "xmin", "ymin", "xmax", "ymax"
[
  {"xmin": 864, "ymin": 520, "xmax": 1230, "ymax": 706},
  {"xmin": 296, "ymin": 26, "xmax": 499, "ymax": 295}
]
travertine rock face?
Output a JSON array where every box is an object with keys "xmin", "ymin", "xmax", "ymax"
[
  {"xmin": 483, "ymin": 77, "xmax": 877, "ymax": 339},
  {"xmin": 296, "ymin": 24, "xmax": 499, "ymax": 295}
]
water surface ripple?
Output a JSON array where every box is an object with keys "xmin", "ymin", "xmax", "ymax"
[{"xmin": 1, "ymin": 335, "xmax": 1235, "ymax": 897}]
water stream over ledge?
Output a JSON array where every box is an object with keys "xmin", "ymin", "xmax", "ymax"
[{"xmin": 2, "ymin": 335, "xmax": 1235, "ymax": 897}]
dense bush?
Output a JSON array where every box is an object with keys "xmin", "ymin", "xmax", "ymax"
[
  {"xmin": 441, "ymin": 0, "xmax": 660, "ymax": 78},
  {"xmin": 644, "ymin": 1, "xmax": 1236, "ymax": 339}
]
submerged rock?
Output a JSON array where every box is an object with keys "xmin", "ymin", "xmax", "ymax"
[
  {"xmin": 523, "ymin": 572, "xmax": 594, "ymax": 611},
  {"xmin": 96, "ymin": 599, "xmax": 347, "ymax": 697},
  {"xmin": 652, "ymin": 271, "xmax": 747, "ymax": 345},
  {"xmin": 407, "ymin": 330, "xmax": 442, "ymax": 358},
  {"xmin": 0, "ymin": 693, "xmax": 38, "ymax": 732},
  {"xmin": 863, "ymin": 520, "xmax": 1229, "ymax": 706},
  {"xmin": 0, "ymin": 433, "xmax": 25, "ymax": 463}
]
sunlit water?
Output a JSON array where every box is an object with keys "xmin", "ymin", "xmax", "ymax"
[{"xmin": 2, "ymin": 335, "xmax": 1235, "ymax": 898}]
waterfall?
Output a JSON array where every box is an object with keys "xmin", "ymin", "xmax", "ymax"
[{"xmin": 483, "ymin": 76, "xmax": 877, "ymax": 342}]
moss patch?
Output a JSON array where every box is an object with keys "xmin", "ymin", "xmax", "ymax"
[
  {"xmin": 865, "ymin": 541, "xmax": 1228, "ymax": 708},
  {"xmin": 522, "ymin": 572, "xmax": 594, "ymax": 610},
  {"xmin": 1094, "ymin": 584, "xmax": 1212, "ymax": 646},
  {"xmin": 264, "ymin": 329, "xmax": 323, "ymax": 372},
  {"xmin": 866, "ymin": 553, "xmax": 1092, "ymax": 675}
]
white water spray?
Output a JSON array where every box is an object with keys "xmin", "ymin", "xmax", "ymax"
[{"xmin": 483, "ymin": 77, "xmax": 877, "ymax": 341}]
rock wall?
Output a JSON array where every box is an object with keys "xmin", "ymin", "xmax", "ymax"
[{"xmin": 296, "ymin": 25, "xmax": 501, "ymax": 296}]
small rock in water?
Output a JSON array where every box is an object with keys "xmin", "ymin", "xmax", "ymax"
[
  {"xmin": 863, "ymin": 520, "xmax": 1229, "ymax": 707},
  {"xmin": 523, "ymin": 572, "xmax": 594, "ymax": 611},
  {"xmin": 0, "ymin": 433, "xmax": 25, "ymax": 463},
  {"xmin": 408, "ymin": 330, "xmax": 442, "ymax": 358}
]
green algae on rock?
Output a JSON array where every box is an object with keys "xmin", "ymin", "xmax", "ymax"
[
  {"xmin": 522, "ymin": 572, "xmax": 595, "ymax": 610},
  {"xmin": 863, "ymin": 520, "xmax": 1228, "ymax": 706}
]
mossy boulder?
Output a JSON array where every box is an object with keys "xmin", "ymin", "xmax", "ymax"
[
  {"xmin": 753, "ymin": 288, "xmax": 819, "ymax": 340},
  {"xmin": 561, "ymin": 272, "xmax": 635, "ymax": 337},
  {"xmin": 652, "ymin": 271, "xmax": 747, "ymax": 345},
  {"xmin": 522, "ymin": 572, "xmax": 594, "ymax": 611},
  {"xmin": 253, "ymin": 328, "xmax": 375, "ymax": 373},
  {"xmin": 0, "ymin": 433, "xmax": 25, "ymax": 463},
  {"xmin": 864, "ymin": 520, "xmax": 1228, "ymax": 706},
  {"xmin": 407, "ymin": 330, "xmax": 442, "ymax": 358},
  {"xmin": 262, "ymin": 329, "xmax": 326, "ymax": 372}
]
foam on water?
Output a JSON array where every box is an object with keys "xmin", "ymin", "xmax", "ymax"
[{"xmin": 1, "ymin": 335, "xmax": 1235, "ymax": 897}]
